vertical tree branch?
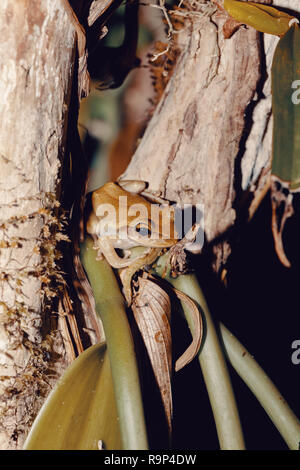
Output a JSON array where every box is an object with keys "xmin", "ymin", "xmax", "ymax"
[
  {"xmin": 0, "ymin": 0, "xmax": 76, "ymax": 449},
  {"xmin": 121, "ymin": 2, "xmax": 261, "ymax": 265}
]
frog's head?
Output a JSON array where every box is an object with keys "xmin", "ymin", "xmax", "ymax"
[{"xmin": 86, "ymin": 182, "xmax": 178, "ymax": 248}]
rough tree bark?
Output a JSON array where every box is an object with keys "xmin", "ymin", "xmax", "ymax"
[
  {"xmin": 0, "ymin": 0, "xmax": 77, "ymax": 449},
  {"xmin": 122, "ymin": 0, "xmax": 299, "ymax": 268},
  {"xmin": 123, "ymin": 1, "xmax": 260, "ymax": 268}
]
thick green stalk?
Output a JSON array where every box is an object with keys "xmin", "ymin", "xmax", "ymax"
[
  {"xmin": 80, "ymin": 236, "xmax": 148, "ymax": 450},
  {"xmin": 154, "ymin": 254, "xmax": 245, "ymax": 450},
  {"xmin": 220, "ymin": 324, "xmax": 300, "ymax": 450},
  {"xmin": 155, "ymin": 253, "xmax": 300, "ymax": 449}
]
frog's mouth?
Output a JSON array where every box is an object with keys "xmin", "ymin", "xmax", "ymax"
[{"xmin": 131, "ymin": 237, "xmax": 177, "ymax": 248}]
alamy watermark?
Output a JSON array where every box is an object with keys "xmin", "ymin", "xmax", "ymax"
[
  {"xmin": 291, "ymin": 340, "xmax": 300, "ymax": 365},
  {"xmin": 291, "ymin": 80, "xmax": 300, "ymax": 104},
  {"xmin": 93, "ymin": 196, "xmax": 204, "ymax": 250}
]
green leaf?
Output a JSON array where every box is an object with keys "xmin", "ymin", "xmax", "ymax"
[
  {"xmin": 272, "ymin": 24, "xmax": 300, "ymax": 190},
  {"xmin": 223, "ymin": 0, "xmax": 295, "ymax": 36},
  {"xmin": 23, "ymin": 342, "xmax": 122, "ymax": 450}
]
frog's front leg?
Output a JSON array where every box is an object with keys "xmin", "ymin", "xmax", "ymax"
[
  {"xmin": 119, "ymin": 248, "xmax": 162, "ymax": 305},
  {"xmin": 97, "ymin": 238, "xmax": 150, "ymax": 269}
]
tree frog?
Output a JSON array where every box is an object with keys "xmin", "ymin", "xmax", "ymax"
[
  {"xmin": 86, "ymin": 180, "xmax": 179, "ymax": 265},
  {"xmin": 86, "ymin": 180, "xmax": 180, "ymax": 303}
]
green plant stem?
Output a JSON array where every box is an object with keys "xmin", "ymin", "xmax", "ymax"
[
  {"xmin": 220, "ymin": 324, "xmax": 300, "ymax": 450},
  {"xmin": 154, "ymin": 254, "xmax": 245, "ymax": 450},
  {"xmin": 80, "ymin": 236, "xmax": 149, "ymax": 450}
]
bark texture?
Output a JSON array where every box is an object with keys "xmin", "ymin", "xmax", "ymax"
[
  {"xmin": 122, "ymin": 4, "xmax": 260, "ymax": 252},
  {"xmin": 122, "ymin": 0, "xmax": 300, "ymax": 267},
  {"xmin": 0, "ymin": 0, "xmax": 75, "ymax": 449}
]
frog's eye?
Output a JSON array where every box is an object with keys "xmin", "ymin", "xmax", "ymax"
[{"xmin": 135, "ymin": 223, "xmax": 151, "ymax": 237}]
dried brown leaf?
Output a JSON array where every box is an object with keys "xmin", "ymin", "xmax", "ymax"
[
  {"xmin": 173, "ymin": 288, "xmax": 203, "ymax": 372},
  {"xmin": 88, "ymin": 0, "xmax": 115, "ymax": 26},
  {"xmin": 132, "ymin": 277, "xmax": 172, "ymax": 432},
  {"xmin": 271, "ymin": 177, "xmax": 294, "ymax": 268},
  {"xmin": 132, "ymin": 276, "xmax": 203, "ymax": 432}
]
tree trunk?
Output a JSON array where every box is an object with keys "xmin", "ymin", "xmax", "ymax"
[
  {"xmin": 0, "ymin": 0, "xmax": 76, "ymax": 449},
  {"xmin": 122, "ymin": 2, "xmax": 259, "ymax": 268},
  {"xmin": 122, "ymin": 0, "xmax": 299, "ymax": 269}
]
